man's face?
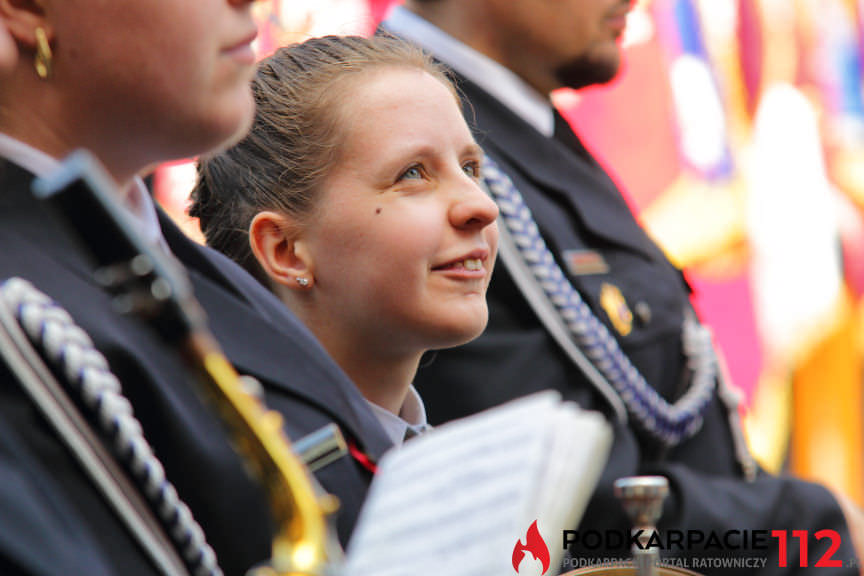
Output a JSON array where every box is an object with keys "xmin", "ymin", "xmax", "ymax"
[{"xmin": 487, "ymin": 0, "xmax": 633, "ymax": 92}]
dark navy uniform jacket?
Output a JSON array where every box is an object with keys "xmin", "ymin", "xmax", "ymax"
[
  {"xmin": 414, "ymin": 75, "xmax": 857, "ymax": 574},
  {"xmin": 0, "ymin": 159, "xmax": 392, "ymax": 576}
]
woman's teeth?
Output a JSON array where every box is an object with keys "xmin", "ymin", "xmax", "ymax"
[{"xmin": 437, "ymin": 258, "xmax": 484, "ymax": 271}]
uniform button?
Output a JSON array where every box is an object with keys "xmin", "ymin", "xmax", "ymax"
[{"xmin": 634, "ymin": 301, "xmax": 651, "ymax": 326}]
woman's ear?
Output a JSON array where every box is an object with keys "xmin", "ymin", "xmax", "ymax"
[
  {"xmin": 0, "ymin": 0, "xmax": 50, "ymax": 48},
  {"xmin": 249, "ymin": 211, "xmax": 315, "ymax": 290},
  {"xmin": 0, "ymin": 19, "xmax": 17, "ymax": 72}
]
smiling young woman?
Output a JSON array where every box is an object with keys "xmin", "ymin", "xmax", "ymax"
[{"xmin": 191, "ymin": 35, "xmax": 499, "ymax": 440}]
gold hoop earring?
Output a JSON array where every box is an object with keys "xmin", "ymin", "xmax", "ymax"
[{"xmin": 34, "ymin": 27, "xmax": 53, "ymax": 80}]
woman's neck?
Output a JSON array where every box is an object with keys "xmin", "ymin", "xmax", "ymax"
[
  {"xmin": 300, "ymin": 315, "xmax": 421, "ymax": 415},
  {"xmin": 334, "ymin": 345, "xmax": 421, "ymax": 416},
  {"xmin": 0, "ymin": 88, "xmax": 138, "ymax": 188}
]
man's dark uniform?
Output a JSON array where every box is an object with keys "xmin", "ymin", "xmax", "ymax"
[{"xmin": 414, "ymin": 73, "xmax": 856, "ymax": 574}]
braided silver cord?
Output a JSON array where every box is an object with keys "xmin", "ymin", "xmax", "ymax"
[
  {"xmin": 1, "ymin": 278, "xmax": 223, "ymax": 576},
  {"xmin": 483, "ymin": 156, "xmax": 717, "ymax": 446}
]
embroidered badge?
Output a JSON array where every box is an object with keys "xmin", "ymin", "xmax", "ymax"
[
  {"xmin": 563, "ymin": 249, "xmax": 609, "ymax": 276},
  {"xmin": 600, "ymin": 283, "xmax": 633, "ymax": 336}
]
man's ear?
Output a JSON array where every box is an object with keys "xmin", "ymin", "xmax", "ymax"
[
  {"xmin": 249, "ymin": 211, "xmax": 315, "ymax": 290},
  {"xmin": 0, "ymin": 0, "xmax": 50, "ymax": 48}
]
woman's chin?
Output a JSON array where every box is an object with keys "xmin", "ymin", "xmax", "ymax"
[
  {"xmin": 430, "ymin": 309, "xmax": 489, "ymax": 350},
  {"xmin": 194, "ymin": 93, "xmax": 256, "ymax": 158}
]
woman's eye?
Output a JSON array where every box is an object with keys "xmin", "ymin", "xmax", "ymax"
[
  {"xmin": 399, "ymin": 165, "xmax": 424, "ymax": 181},
  {"xmin": 462, "ymin": 161, "xmax": 481, "ymax": 179}
]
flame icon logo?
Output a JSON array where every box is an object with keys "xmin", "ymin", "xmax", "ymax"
[{"xmin": 512, "ymin": 520, "xmax": 550, "ymax": 574}]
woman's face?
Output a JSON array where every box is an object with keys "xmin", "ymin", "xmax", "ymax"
[
  {"xmin": 302, "ymin": 67, "xmax": 499, "ymax": 358},
  {"xmin": 41, "ymin": 0, "xmax": 259, "ymax": 174}
]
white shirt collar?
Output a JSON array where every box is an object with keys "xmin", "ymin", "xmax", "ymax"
[
  {"xmin": 384, "ymin": 6, "xmax": 555, "ymax": 138},
  {"xmin": 0, "ymin": 133, "xmax": 168, "ymax": 251},
  {"xmin": 367, "ymin": 385, "xmax": 430, "ymax": 446}
]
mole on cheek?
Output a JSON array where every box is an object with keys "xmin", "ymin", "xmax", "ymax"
[{"xmin": 375, "ymin": 207, "xmax": 382, "ymax": 215}]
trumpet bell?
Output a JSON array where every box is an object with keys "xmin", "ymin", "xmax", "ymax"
[
  {"xmin": 562, "ymin": 564, "xmax": 703, "ymax": 575},
  {"xmin": 562, "ymin": 561, "xmax": 702, "ymax": 576}
]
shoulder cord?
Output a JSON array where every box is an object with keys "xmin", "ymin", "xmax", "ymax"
[
  {"xmin": 0, "ymin": 278, "xmax": 222, "ymax": 576},
  {"xmin": 483, "ymin": 156, "xmax": 716, "ymax": 447}
]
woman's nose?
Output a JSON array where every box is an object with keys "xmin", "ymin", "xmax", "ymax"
[{"xmin": 449, "ymin": 179, "xmax": 500, "ymax": 230}]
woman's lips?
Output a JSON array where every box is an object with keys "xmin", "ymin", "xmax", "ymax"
[{"xmin": 223, "ymin": 31, "xmax": 258, "ymax": 64}]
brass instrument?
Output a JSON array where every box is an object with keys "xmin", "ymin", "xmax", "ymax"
[
  {"xmin": 563, "ymin": 476, "xmax": 703, "ymax": 576},
  {"xmin": 33, "ymin": 151, "xmax": 340, "ymax": 576},
  {"xmin": 563, "ymin": 566, "xmax": 700, "ymax": 575}
]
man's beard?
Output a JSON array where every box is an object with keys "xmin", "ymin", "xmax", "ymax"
[{"xmin": 554, "ymin": 54, "xmax": 621, "ymax": 90}]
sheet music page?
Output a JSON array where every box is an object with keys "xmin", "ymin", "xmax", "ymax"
[
  {"xmin": 344, "ymin": 391, "xmax": 612, "ymax": 576},
  {"xmin": 534, "ymin": 403, "xmax": 613, "ymax": 546}
]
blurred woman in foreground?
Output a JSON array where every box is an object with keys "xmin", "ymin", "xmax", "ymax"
[{"xmin": 0, "ymin": 1, "xmax": 393, "ymax": 574}]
